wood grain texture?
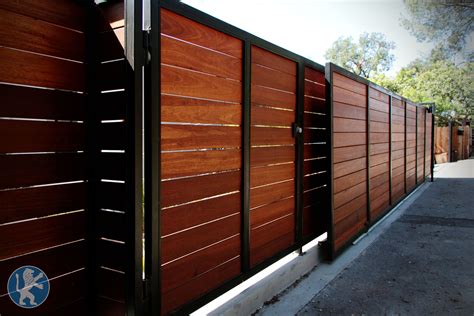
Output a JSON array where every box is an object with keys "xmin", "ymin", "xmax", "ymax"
[
  {"xmin": 162, "ymin": 235, "xmax": 240, "ymax": 294},
  {"xmin": 251, "ymin": 84, "xmax": 296, "ymax": 109},
  {"xmin": 0, "ymin": 8, "xmax": 85, "ymax": 61},
  {"xmin": 162, "ymin": 64, "xmax": 242, "ymax": 103},
  {"xmin": 333, "ymin": 72, "xmax": 366, "ymax": 96},
  {"xmin": 334, "ymin": 102, "xmax": 366, "ymax": 120},
  {"xmin": 0, "ymin": 0, "xmax": 86, "ymax": 31},
  {"xmin": 0, "ymin": 211, "xmax": 86, "ymax": 260},
  {"xmin": 252, "ymin": 46, "xmax": 296, "ymax": 76},
  {"xmin": 161, "ymin": 8, "xmax": 242, "ymax": 58},
  {"xmin": 162, "ymin": 94, "xmax": 241, "ymax": 125},
  {"xmin": 250, "ymin": 197, "xmax": 294, "ymax": 228},
  {"xmin": 251, "ymin": 163, "xmax": 294, "ymax": 188},
  {"xmin": 161, "ymin": 213, "xmax": 240, "ymax": 263},
  {"xmin": 162, "ymin": 257, "xmax": 240, "ymax": 315},
  {"xmin": 333, "ymin": 145, "xmax": 365, "ymax": 163},
  {"xmin": 161, "ymin": 149, "xmax": 241, "ymax": 179},
  {"xmin": 162, "ymin": 193, "xmax": 241, "ymax": 236},
  {"xmin": 162, "ymin": 170, "xmax": 240, "ymax": 207},
  {"xmin": 250, "ymin": 180, "xmax": 294, "ymax": 209},
  {"xmin": 251, "ymin": 105, "xmax": 294, "ymax": 126},
  {"xmin": 334, "ymin": 157, "xmax": 366, "ymax": 179},
  {"xmin": 252, "ymin": 63, "xmax": 296, "ymax": 92},
  {"xmin": 251, "ymin": 127, "xmax": 293, "ymax": 146},
  {"xmin": 333, "ymin": 86, "xmax": 366, "ymax": 108},
  {"xmin": 162, "ymin": 35, "xmax": 242, "ymax": 81},
  {"xmin": 162, "ymin": 125, "xmax": 241, "ymax": 150},
  {"xmin": 251, "ymin": 145, "xmax": 294, "ymax": 167},
  {"xmin": 0, "ymin": 47, "xmax": 84, "ymax": 92},
  {"xmin": 334, "ymin": 132, "xmax": 366, "ymax": 148},
  {"xmin": 0, "ymin": 182, "xmax": 86, "ymax": 224}
]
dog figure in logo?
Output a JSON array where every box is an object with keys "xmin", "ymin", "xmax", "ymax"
[{"xmin": 15, "ymin": 268, "xmax": 44, "ymax": 306}]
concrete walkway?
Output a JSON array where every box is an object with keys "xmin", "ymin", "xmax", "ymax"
[{"xmin": 261, "ymin": 159, "xmax": 474, "ymax": 315}]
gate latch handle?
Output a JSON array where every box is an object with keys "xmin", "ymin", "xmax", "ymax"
[{"xmin": 292, "ymin": 122, "xmax": 303, "ymax": 137}]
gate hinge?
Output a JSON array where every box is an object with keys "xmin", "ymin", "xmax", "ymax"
[{"xmin": 143, "ymin": 29, "xmax": 151, "ymax": 65}]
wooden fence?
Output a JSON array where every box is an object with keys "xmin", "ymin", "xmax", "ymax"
[
  {"xmin": 435, "ymin": 125, "xmax": 472, "ymax": 163},
  {"xmin": 0, "ymin": 1, "xmax": 433, "ymax": 315},
  {"xmin": 327, "ymin": 64, "xmax": 433, "ymax": 257}
]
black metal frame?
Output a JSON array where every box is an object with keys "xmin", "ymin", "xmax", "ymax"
[
  {"xmin": 388, "ymin": 95, "xmax": 393, "ymax": 205},
  {"xmin": 84, "ymin": 1, "xmax": 99, "ymax": 313},
  {"xmin": 141, "ymin": 0, "xmax": 327, "ymax": 315}
]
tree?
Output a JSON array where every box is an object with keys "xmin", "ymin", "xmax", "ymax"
[
  {"xmin": 324, "ymin": 32, "xmax": 396, "ymax": 79},
  {"xmin": 373, "ymin": 60, "xmax": 473, "ymax": 124},
  {"xmin": 401, "ymin": 0, "xmax": 474, "ymax": 60}
]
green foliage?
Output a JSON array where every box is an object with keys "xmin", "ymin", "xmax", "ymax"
[
  {"xmin": 401, "ymin": 0, "xmax": 474, "ymax": 60},
  {"xmin": 373, "ymin": 60, "xmax": 473, "ymax": 124},
  {"xmin": 324, "ymin": 32, "xmax": 396, "ymax": 79}
]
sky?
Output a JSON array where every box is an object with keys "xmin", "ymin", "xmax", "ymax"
[{"xmin": 181, "ymin": 0, "xmax": 435, "ymax": 76}]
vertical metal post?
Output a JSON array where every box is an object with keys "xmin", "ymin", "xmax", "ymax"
[
  {"xmin": 325, "ymin": 63, "xmax": 335, "ymax": 259},
  {"xmin": 431, "ymin": 104, "xmax": 435, "ymax": 182},
  {"xmin": 242, "ymin": 40, "xmax": 251, "ymax": 272},
  {"xmin": 366, "ymin": 85, "xmax": 371, "ymax": 224},
  {"xmin": 125, "ymin": 0, "xmax": 145, "ymax": 314},
  {"xmin": 404, "ymin": 101, "xmax": 407, "ymax": 193},
  {"xmin": 388, "ymin": 95, "xmax": 392, "ymax": 205},
  {"xmin": 145, "ymin": 0, "xmax": 161, "ymax": 314},
  {"xmin": 85, "ymin": 2, "xmax": 98, "ymax": 313},
  {"xmin": 295, "ymin": 61, "xmax": 304, "ymax": 252},
  {"xmin": 423, "ymin": 108, "xmax": 426, "ymax": 180},
  {"xmin": 448, "ymin": 120, "xmax": 453, "ymax": 162},
  {"xmin": 415, "ymin": 106, "xmax": 418, "ymax": 186}
]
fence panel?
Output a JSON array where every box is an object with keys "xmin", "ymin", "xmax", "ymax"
[
  {"xmin": 417, "ymin": 107, "xmax": 426, "ymax": 183},
  {"xmin": 302, "ymin": 66, "xmax": 329, "ymax": 239},
  {"xmin": 425, "ymin": 113, "xmax": 433, "ymax": 177},
  {"xmin": 94, "ymin": 3, "xmax": 129, "ymax": 314},
  {"xmin": 249, "ymin": 46, "xmax": 297, "ymax": 267},
  {"xmin": 369, "ymin": 87, "xmax": 390, "ymax": 221},
  {"xmin": 328, "ymin": 64, "xmax": 433, "ymax": 258},
  {"xmin": 391, "ymin": 97, "xmax": 406, "ymax": 202},
  {"xmin": 0, "ymin": 1, "xmax": 88, "ymax": 314},
  {"xmin": 406, "ymin": 102, "xmax": 417, "ymax": 190},
  {"xmin": 330, "ymin": 69, "xmax": 368, "ymax": 255},
  {"xmin": 159, "ymin": 8, "xmax": 243, "ymax": 314}
]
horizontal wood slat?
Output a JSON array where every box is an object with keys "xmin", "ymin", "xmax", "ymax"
[
  {"xmin": 162, "ymin": 170, "xmax": 240, "ymax": 207},
  {"xmin": 162, "ymin": 64, "xmax": 242, "ymax": 103},
  {"xmin": 162, "ymin": 125, "xmax": 241, "ymax": 150},
  {"xmin": 0, "ymin": 47, "xmax": 85, "ymax": 92},
  {"xmin": 0, "ymin": 0, "xmax": 86, "ymax": 31},
  {"xmin": 0, "ymin": 153, "xmax": 86, "ymax": 190},
  {"xmin": 161, "ymin": 149, "xmax": 241, "ymax": 179},
  {"xmin": 161, "ymin": 8, "xmax": 242, "ymax": 59},
  {"xmin": 162, "ymin": 34, "xmax": 242, "ymax": 81},
  {"xmin": 0, "ymin": 120, "xmax": 85, "ymax": 153},
  {"xmin": 0, "ymin": 84, "xmax": 85, "ymax": 120},
  {"xmin": 0, "ymin": 8, "xmax": 85, "ymax": 61},
  {"xmin": 161, "ymin": 94, "xmax": 241, "ymax": 125},
  {"xmin": 0, "ymin": 182, "xmax": 86, "ymax": 224},
  {"xmin": 0, "ymin": 211, "xmax": 86, "ymax": 260}
]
